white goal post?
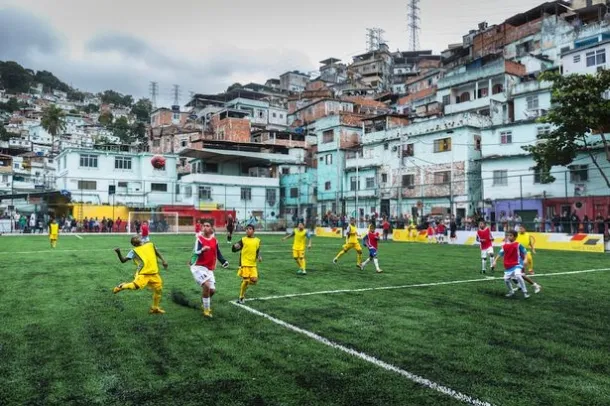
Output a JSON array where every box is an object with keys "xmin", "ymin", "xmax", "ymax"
[{"xmin": 127, "ymin": 212, "xmax": 179, "ymax": 234}]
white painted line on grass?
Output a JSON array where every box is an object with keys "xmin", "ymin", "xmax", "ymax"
[
  {"xmin": 247, "ymin": 268, "xmax": 610, "ymax": 302},
  {"xmin": 74, "ymin": 234, "xmax": 83, "ymax": 240},
  {"xmin": 0, "ymin": 246, "xmax": 289, "ymax": 255},
  {"xmin": 232, "ymin": 301, "xmax": 494, "ymax": 406}
]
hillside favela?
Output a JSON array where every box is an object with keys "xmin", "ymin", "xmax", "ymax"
[{"xmin": 1, "ymin": 1, "xmax": 610, "ymax": 405}]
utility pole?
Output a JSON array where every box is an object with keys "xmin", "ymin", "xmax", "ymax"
[{"xmin": 149, "ymin": 82, "xmax": 158, "ymax": 109}]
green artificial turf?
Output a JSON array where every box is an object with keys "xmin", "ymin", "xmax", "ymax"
[{"xmin": 0, "ymin": 233, "xmax": 608, "ymax": 405}]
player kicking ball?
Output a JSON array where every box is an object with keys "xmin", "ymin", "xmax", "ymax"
[
  {"xmin": 113, "ymin": 236, "xmax": 168, "ymax": 314},
  {"xmin": 476, "ymin": 220, "xmax": 495, "ymax": 274},
  {"xmin": 189, "ymin": 221, "xmax": 229, "ymax": 318},
  {"xmin": 282, "ymin": 222, "xmax": 312, "ymax": 275},
  {"xmin": 361, "ymin": 224, "xmax": 382, "ymax": 273},
  {"xmin": 493, "ymin": 230, "xmax": 530, "ymax": 299},
  {"xmin": 333, "ymin": 217, "xmax": 363, "ymax": 268}
]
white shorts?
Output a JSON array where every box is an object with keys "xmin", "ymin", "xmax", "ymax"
[
  {"xmin": 480, "ymin": 247, "xmax": 494, "ymax": 258},
  {"xmin": 191, "ymin": 265, "xmax": 216, "ymax": 290},
  {"xmin": 504, "ymin": 266, "xmax": 523, "ymax": 280}
]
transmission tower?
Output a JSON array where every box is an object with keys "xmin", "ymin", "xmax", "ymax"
[
  {"xmin": 366, "ymin": 28, "xmax": 386, "ymax": 52},
  {"xmin": 171, "ymin": 84, "xmax": 181, "ymax": 107},
  {"xmin": 149, "ymin": 81, "xmax": 158, "ymax": 109},
  {"xmin": 407, "ymin": 0, "xmax": 421, "ymax": 51}
]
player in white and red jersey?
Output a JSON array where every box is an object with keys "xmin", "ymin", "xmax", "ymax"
[
  {"xmin": 476, "ymin": 220, "xmax": 495, "ymax": 274},
  {"xmin": 436, "ymin": 222, "xmax": 446, "ymax": 244},
  {"xmin": 190, "ymin": 221, "xmax": 228, "ymax": 318},
  {"xmin": 141, "ymin": 221, "xmax": 150, "ymax": 242},
  {"xmin": 360, "ymin": 224, "xmax": 383, "ymax": 273}
]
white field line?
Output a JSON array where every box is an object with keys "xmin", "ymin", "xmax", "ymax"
[
  {"xmin": 0, "ymin": 247, "xmax": 289, "ymax": 255},
  {"xmin": 232, "ymin": 301, "xmax": 494, "ymax": 406},
  {"xmin": 74, "ymin": 234, "xmax": 84, "ymax": 240},
  {"xmin": 247, "ymin": 268, "xmax": 610, "ymax": 302}
]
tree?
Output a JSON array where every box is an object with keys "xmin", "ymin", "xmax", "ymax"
[
  {"xmin": 0, "ymin": 61, "xmax": 33, "ymax": 93},
  {"xmin": 0, "ymin": 97, "xmax": 21, "ymax": 113},
  {"xmin": 523, "ymin": 70, "xmax": 610, "ymax": 188},
  {"xmin": 131, "ymin": 98, "xmax": 153, "ymax": 122},
  {"xmin": 82, "ymin": 103, "xmax": 99, "ymax": 114},
  {"xmin": 100, "ymin": 90, "xmax": 133, "ymax": 107},
  {"xmin": 41, "ymin": 105, "xmax": 66, "ymax": 154},
  {"xmin": 98, "ymin": 111, "xmax": 114, "ymax": 126},
  {"xmin": 112, "ymin": 116, "xmax": 131, "ymax": 142},
  {"xmin": 227, "ymin": 82, "xmax": 242, "ymax": 92},
  {"xmin": 34, "ymin": 70, "xmax": 70, "ymax": 93},
  {"xmin": 0, "ymin": 123, "xmax": 10, "ymax": 141},
  {"xmin": 130, "ymin": 121, "xmax": 148, "ymax": 144}
]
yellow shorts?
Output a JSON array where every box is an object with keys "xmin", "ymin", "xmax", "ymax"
[
  {"xmin": 238, "ymin": 266, "xmax": 258, "ymax": 279},
  {"xmin": 49, "ymin": 235, "xmax": 58, "ymax": 241},
  {"xmin": 133, "ymin": 273, "xmax": 163, "ymax": 290},
  {"xmin": 526, "ymin": 253, "xmax": 534, "ymax": 269},
  {"xmin": 342, "ymin": 242, "xmax": 362, "ymax": 252},
  {"xmin": 293, "ymin": 249, "xmax": 305, "ymax": 259}
]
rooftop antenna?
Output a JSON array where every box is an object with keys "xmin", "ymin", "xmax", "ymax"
[
  {"xmin": 407, "ymin": 0, "xmax": 421, "ymax": 51},
  {"xmin": 149, "ymin": 81, "xmax": 158, "ymax": 109}
]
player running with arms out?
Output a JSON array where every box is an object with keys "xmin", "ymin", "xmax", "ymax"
[
  {"xmin": 189, "ymin": 221, "xmax": 229, "ymax": 318},
  {"xmin": 282, "ymin": 222, "xmax": 312, "ymax": 275},
  {"xmin": 49, "ymin": 218, "xmax": 59, "ymax": 248},
  {"xmin": 361, "ymin": 224, "xmax": 383, "ymax": 273},
  {"xmin": 333, "ymin": 217, "xmax": 362, "ymax": 268},
  {"xmin": 113, "ymin": 236, "xmax": 168, "ymax": 314},
  {"xmin": 493, "ymin": 230, "xmax": 530, "ymax": 298},
  {"xmin": 476, "ymin": 220, "xmax": 495, "ymax": 274},
  {"xmin": 514, "ymin": 225, "xmax": 542, "ymax": 293},
  {"xmin": 234, "ymin": 224, "xmax": 261, "ymax": 304}
]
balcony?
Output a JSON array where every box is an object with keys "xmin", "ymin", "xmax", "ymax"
[
  {"xmin": 180, "ymin": 173, "xmax": 279, "ymax": 188},
  {"xmin": 444, "ymin": 93, "xmax": 506, "ymax": 115},
  {"xmin": 344, "ymin": 156, "xmax": 381, "ymax": 170},
  {"xmin": 438, "ymin": 60, "xmax": 525, "ymax": 90},
  {"xmin": 510, "ymin": 80, "xmax": 552, "ymax": 97}
]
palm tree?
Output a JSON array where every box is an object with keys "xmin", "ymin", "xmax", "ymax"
[{"xmin": 41, "ymin": 105, "xmax": 66, "ymax": 155}]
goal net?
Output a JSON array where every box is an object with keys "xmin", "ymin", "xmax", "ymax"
[{"xmin": 127, "ymin": 212, "xmax": 179, "ymax": 234}]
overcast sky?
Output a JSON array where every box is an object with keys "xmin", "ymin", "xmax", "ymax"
[{"xmin": 0, "ymin": 0, "xmax": 542, "ymax": 105}]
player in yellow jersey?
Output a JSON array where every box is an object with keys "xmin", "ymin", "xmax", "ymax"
[
  {"xmin": 113, "ymin": 236, "xmax": 169, "ymax": 314},
  {"xmin": 49, "ymin": 218, "xmax": 59, "ymax": 248},
  {"xmin": 333, "ymin": 217, "xmax": 362, "ymax": 268},
  {"xmin": 515, "ymin": 225, "xmax": 542, "ymax": 293},
  {"xmin": 282, "ymin": 222, "xmax": 312, "ymax": 275},
  {"xmin": 233, "ymin": 224, "xmax": 261, "ymax": 304}
]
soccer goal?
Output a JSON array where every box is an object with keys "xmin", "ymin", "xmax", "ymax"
[{"xmin": 127, "ymin": 212, "xmax": 179, "ymax": 234}]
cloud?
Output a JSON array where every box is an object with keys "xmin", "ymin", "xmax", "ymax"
[
  {"xmin": 0, "ymin": 8, "xmax": 63, "ymax": 60},
  {"xmin": 0, "ymin": 7, "xmax": 315, "ymax": 103}
]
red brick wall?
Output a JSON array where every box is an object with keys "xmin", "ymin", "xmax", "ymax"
[
  {"xmin": 504, "ymin": 60, "xmax": 526, "ymax": 77},
  {"xmin": 215, "ymin": 118, "xmax": 251, "ymax": 142}
]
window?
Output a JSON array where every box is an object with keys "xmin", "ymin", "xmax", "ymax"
[
  {"xmin": 79, "ymin": 154, "xmax": 98, "ymax": 168},
  {"xmin": 173, "ymin": 113, "xmax": 180, "ymax": 120},
  {"xmin": 500, "ymin": 131, "xmax": 512, "ymax": 144},
  {"xmin": 350, "ymin": 176, "xmax": 360, "ymax": 191},
  {"xmin": 257, "ymin": 110, "xmax": 264, "ymax": 118},
  {"xmin": 241, "ymin": 187, "xmax": 252, "ymax": 201},
  {"xmin": 381, "ymin": 173, "xmax": 388, "ymax": 183},
  {"xmin": 434, "ymin": 171, "xmax": 450, "ymax": 185},
  {"xmin": 526, "ymin": 95, "xmax": 539, "ymax": 110},
  {"xmin": 175, "ymin": 184, "xmax": 180, "ymax": 196},
  {"xmin": 313, "ymin": 187, "xmax": 317, "ymax": 196},
  {"xmin": 198, "ymin": 186, "xmax": 212, "ymax": 200},
  {"xmin": 474, "ymin": 135, "xmax": 481, "ymax": 151},
  {"xmin": 114, "ymin": 156, "xmax": 132, "ymax": 170},
  {"xmin": 402, "ymin": 144, "xmax": 414, "ymax": 157},
  {"xmin": 280, "ymin": 114, "xmax": 284, "ymax": 119},
  {"xmin": 402, "ymin": 174, "xmax": 414, "ymax": 187},
  {"xmin": 586, "ymin": 50, "xmax": 605, "ymax": 67},
  {"xmin": 346, "ymin": 149, "xmax": 363, "ymax": 160},
  {"xmin": 569, "ymin": 165, "xmax": 589, "ymax": 182},
  {"xmin": 492, "ymin": 84, "xmax": 504, "ymax": 95},
  {"xmin": 366, "ymin": 177, "xmax": 375, "ymax": 189},
  {"xmin": 322, "ymin": 130, "xmax": 334, "ymax": 143},
  {"xmin": 151, "ymin": 183, "xmax": 168, "ymax": 192},
  {"xmin": 153, "ymin": 139, "xmax": 160, "ymax": 147},
  {"xmin": 290, "ymin": 188, "xmax": 299, "ymax": 198},
  {"xmin": 493, "ymin": 170, "xmax": 508, "ymax": 186},
  {"xmin": 325, "ymin": 154, "xmax": 333, "ymax": 165},
  {"xmin": 433, "ymin": 137, "xmax": 452, "ymax": 153},
  {"xmin": 442, "ymin": 95, "xmax": 451, "ymax": 105},
  {"xmin": 281, "ymin": 167, "xmax": 290, "ymax": 175},
  {"xmin": 384, "ymin": 143, "xmax": 389, "ymax": 150},
  {"xmin": 203, "ymin": 163, "xmax": 219, "ymax": 173},
  {"xmin": 573, "ymin": 55, "xmax": 581, "ymax": 63},
  {"xmin": 324, "ymin": 181, "xmax": 331, "ymax": 190},
  {"xmin": 537, "ymin": 126, "xmax": 551, "ymax": 136},
  {"xmin": 180, "ymin": 158, "xmax": 187, "ymax": 167},
  {"xmin": 458, "ymin": 92, "xmax": 470, "ymax": 103},
  {"xmin": 118, "ymin": 181, "xmax": 127, "ymax": 188},
  {"xmin": 185, "ymin": 186, "xmax": 192, "ymax": 197},
  {"xmin": 1, "ymin": 175, "xmax": 7, "ymax": 183},
  {"xmin": 272, "ymin": 112, "xmax": 277, "ymax": 118},
  {"xmin": 477, "ymin": 88, "xmax": 488, "ymax": 98},
  {"xmin": 280, "ymin": 188, "xmax": 286, "ymax": 198},
  {"xmin": 266, "ymin": 189, "xmax": 276, "ymax": 204},
  {"xmin": 77, "ymin": 180, "xmax": 96, "ymax": 190},
  {"xmin": 181, "ymin": 139, "xmax": 188, "ymax": 147}
]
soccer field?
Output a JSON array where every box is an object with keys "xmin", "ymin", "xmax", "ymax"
[{"xmin": 1, "ymin": 233, "xmax": 609, "ymax": 406}]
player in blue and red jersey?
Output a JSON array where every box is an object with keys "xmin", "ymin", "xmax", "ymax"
[
  {"xmin": 493, "ymin": 230, "xmax": 529, "ymax": 298},
  {"xmin": 190, "ymin": 221, "xmax": 229, "ymax": 318},
  {"xmin": 360, "ymin": 224, "xmax": 383, "ymax": 273}
]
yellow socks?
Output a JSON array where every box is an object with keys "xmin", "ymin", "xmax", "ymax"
[
  {"xmin": 335, "ymin": 250, "xmax": 346, "ymax": 260},
  {"xmin": 239, "ymin": 279, "xmax": 249, "ymax": 299},
  {"xmin": 357, "ymin": 252, "xmax": 362, "ymax": 265},
  {"xmin": 152, "ymin": 289, "xmax": 162, "ymax": 309}
]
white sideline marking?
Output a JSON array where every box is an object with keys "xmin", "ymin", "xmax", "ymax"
[
  {"xmin": 232, "ymin": 302, "xmax": 494, "ymax": 406},
  {"xmin": 0, "ymin": 246, "xmax": 288, "ymax": 255},
  {"xmin": 74, "ymin": 234, "xmax": 83, "ymax": 240},
  {"xmin": 247, "ymin": 268, "xmax": 610, "ymax": 302}
]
